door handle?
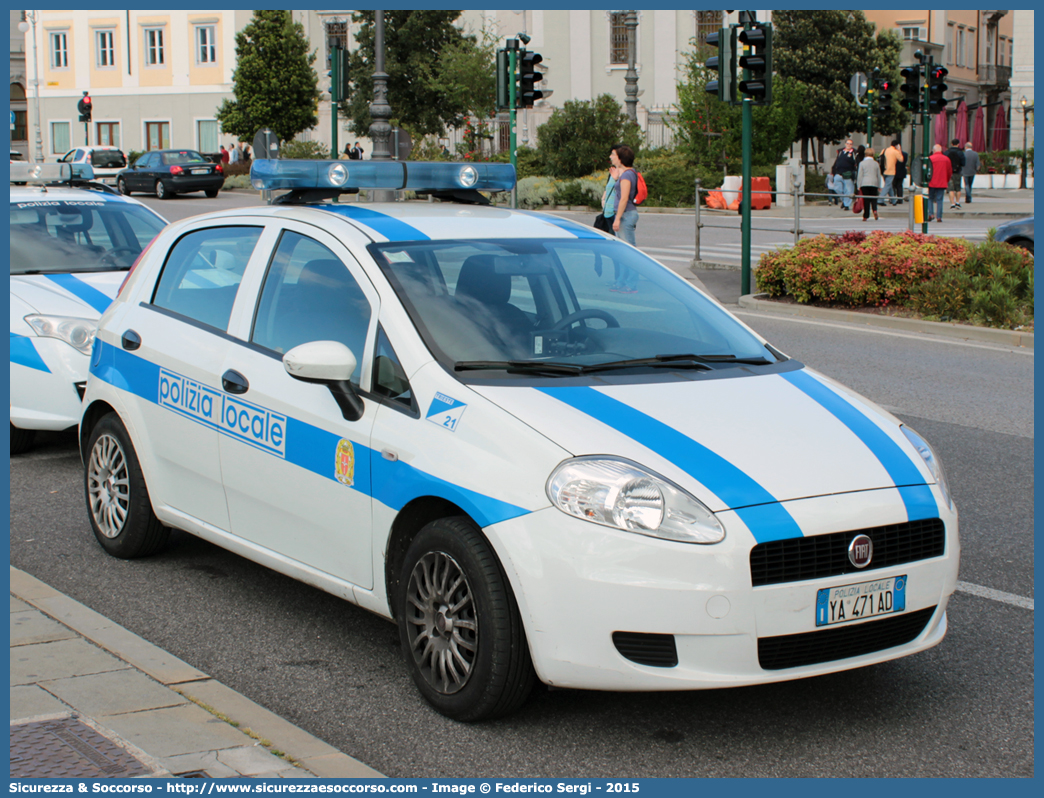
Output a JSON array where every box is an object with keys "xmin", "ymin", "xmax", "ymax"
[
  {"xmin": 221, "ymin": 369, "xmax": 249, "ymax": 395},
  {"xmin": 121, "ymin": 330, "xmax": 141, "ymax": 351}
]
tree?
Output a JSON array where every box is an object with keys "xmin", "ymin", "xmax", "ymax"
[
  {"xmin": 343, "ymin": 11, "xmax": 496, "ymax": 138},
  {"xmin": 215, "ymin": 11, "xmax": 320, "ymax": 144},
  {"xmin": 537, "ymin": 94, "xmax": 642, "ymax": 179},
  {"xmin": 773, "ymin": 11, "xmax": 909, "ymax": 164},
  {"xmin": 672, "ymin": 40, "xmax": 805, "ymax": 173}
]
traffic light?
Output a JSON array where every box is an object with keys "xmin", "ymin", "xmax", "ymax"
[
  {"xmin": 875, "ymin": 76, "xmax": 894, "ymax": 116},
  {"xmin": 705, "ymin": 27, "xmax": 735, "ymax": 103},
  {"xmin": 899, "ymin": 65, "xmax": 922, "ymax": 112},
  {"xmin": 927, "ymin": 64, "xmax": 949, "ymax": 115},
  {"xmin": 737, "ymin": 22, "xmax": 772, "ymax": 104},
  {"xmin": 326, "ymin": 45, "xmax": 347, "ymax": 102},
  {"xmin": 77, "ymin": 93, "xmax": 92, "ymax": 123},
  {"xmin": 517, "ymin": 50, "xmax": 544, "ymax": 108},
  {"xmin": 496, "ymin": 49, "xmax": 511, "ymax": 111}
]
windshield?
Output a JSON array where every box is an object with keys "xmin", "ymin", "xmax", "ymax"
[
  {"xmin": 372, "ymin": 238, "xmax": 779, "ymax": 376},
  {"xmin": 10, "ymin": 199, "xmax": 166, "ymax": 274},
  {"xmin": 161, "ymin": 151, "xmax": 207, "ymax": 166}
]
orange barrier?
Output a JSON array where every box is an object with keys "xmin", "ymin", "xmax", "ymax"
[
  {"xmin": 913, "ymin": 193, "xmax": 924, "ymax": 223},
  {"xmin": 733, "ymin": 177, "xmax": 773, "ymax": 210},
  {"xmin": 705, "ymin": 190, "xmax": 727, "ymax": 209}
]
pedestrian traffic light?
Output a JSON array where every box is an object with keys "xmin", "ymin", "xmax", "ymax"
[
  {"xmin": 927, "ymin": 65, "xmax": 949, "ymax": 115},
  {"xmin": 875, "ymin": 76, "xmax": 894, "ymax": 116},
  {"xmin": 705, "ymin": 27, "xmax": 735, "ymax": 104},
  {"xmin": 899, "ymin": 65, "xmax": 921, "ymax": 112},
  {"xmin": 77, "ymin": 93, "xmax": 92, "ymax": 123},
  {"xmin": 517, "ymin": 50, "xmax": 544, "ymax": 108},
  {"xmin": 496, "ymin": 49, "xmax": 511, "ymax": 111},
  {"xmin": 737, "ymin": 22, "xmax": 772, "ymax": 104}
]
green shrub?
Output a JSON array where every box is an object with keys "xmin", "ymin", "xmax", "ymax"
[
  {"xmin": 279, "ymin": 139, "xmax": 331, "ymax": 160},
  {"xmin": 517, "ymin": 176, "xmax": 555, "ymax": 208},
  {"xmin": 555, "ymin": 180, "xmax": 600, "ymax": 207},
  {"xmin": 410, "ymin": 136, "xmax": 453, "ymax": 161},
  {"xmin": 514, "ymin": 147, "xmax": 545, "ymax": 180},
  {"xmin": 537, "ymin": 94, "xmax": 642, "ymax": 179},
  {"xmin": 222, "ymin": 161, "xmax": 250, "ymax": 178},
  {"xmin": 221, "ymin": 174, "xmax": 253, "ymax": 190},
  {"xmin": 804, "ymin": 169, "xmax": 827, "ymax": 199}
]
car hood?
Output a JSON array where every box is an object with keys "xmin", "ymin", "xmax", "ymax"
[
  {"xmin": 472, "ymin": 367, "xmax": 935, "ymax": 514},
  {"xmin": 10, "ymin": 272, "xmax": 124, "ymax": 318}
]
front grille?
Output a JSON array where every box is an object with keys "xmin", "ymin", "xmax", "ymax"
[
  {"xmin": 758, "ymin": 606, "xmax": 936, "ymax": 670},
  {"xmin": 612, "ymin": 631, "xmax": 678, "ymax": 667},
  {"xmin": 750, "ymin": 518, "xmax": 945, "ymax": 587}
]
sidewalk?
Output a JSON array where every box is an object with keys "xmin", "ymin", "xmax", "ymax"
[{"xmin": 10, "ymin": 567, "xmax": 383, "ymax": 780}]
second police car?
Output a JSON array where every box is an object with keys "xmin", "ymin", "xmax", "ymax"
[
  {"xmin": 80, "ymin": 160, "xmax": 960, "ymax": 721},
  {"xmin": 11, "ymin": 163, "xmax": 167, "ymax": 454}
]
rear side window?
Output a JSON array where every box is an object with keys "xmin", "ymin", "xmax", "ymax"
[{"xmin": 151, "ymin": 226, "xmax": 262, "ymax": 331}]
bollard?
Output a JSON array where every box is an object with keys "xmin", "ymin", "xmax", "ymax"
[
  {"xmin": 792, "ymin": 183, "xmax": 801, "ymax": 247},
  {"xmin": 693, "ymin": 178, "xmax": 701, "ymax": 266}
]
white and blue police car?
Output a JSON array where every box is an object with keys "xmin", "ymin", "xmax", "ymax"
[
  {"xmin": 10, "ymin": 162, "xmax": 168, "ymax": 454},
  {"xmin": 80, "ymin": 159, "xmax": 959, "ymax": 721}
]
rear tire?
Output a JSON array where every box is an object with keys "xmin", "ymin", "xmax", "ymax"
[
  {"xmin": 84, "ymin": 413, "xmax": 169, "ymax": 558},
  {"xmin": 155, "ymin": 180, "xmax": 171, "ymax": 200},
  {"xmin": 10, "ymin": 424, "xmax": 35, "ymax": 455},
  {"xmin": 397, "ymin": 516, "xmax": 535, "ymax": 721},
  {"xmin": 204, "ymin": 188, "xmax": 219, "ymax": 198}
]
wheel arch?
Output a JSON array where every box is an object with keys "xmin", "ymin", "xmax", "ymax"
[{"xmin": 80, "ymin": 399, "xmax": 118, "ymax": 464}]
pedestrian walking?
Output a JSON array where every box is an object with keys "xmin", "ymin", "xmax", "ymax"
[
  {"xmin": 945, "ymin": 138, "xmax": 965, "ymax": 209},
  {"xmin": 831, "ymin": 139, "xmax": 858, "ymax": 211},
  {"xmin": 229, "ymin": 142, "xmax": 241, "ymax": 164},
  {"xmin": 894, "ymin": 147, "xmax": 908, "ymax": 203},
  {"xmin": 219, "ymin": 145, "xmax": 229, "ymax": 165},
  {"xmin": 928, "ymin": 144, "xmax": 953, "ymax": 222},
  {"xmin": 242, "ymin": 145, "xmax": 251, "ymax": 162},
  {"xmin": 883, "ymin": 139, "xmax": 904, "ymax": 205},
  {"xmin": 857, "ymin": 147, "xmax": 882, "ymax": 221},
  {"xmin": 826, "ymin": 172, "xmax": 842, "ymax": 205},
  {"xmin": 609, "ymin": 144, "xmax": 640, "ymax": 293},
  {"xmin": 962, "ymin": 142, "xmax": 980, "ymax": 204}
]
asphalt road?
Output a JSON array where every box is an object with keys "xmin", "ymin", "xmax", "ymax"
[{"xmin": 9, "ymin": 273, "xmax": 1033, "ymax": 777}]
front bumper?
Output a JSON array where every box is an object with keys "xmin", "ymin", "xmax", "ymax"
[
  {"xmin": 10, "ymin": 336, "xmax": 89, "ymax": 431},
  {"xmin": 485, "ymin": 486, "xmax": 959, "ymax": 691}
]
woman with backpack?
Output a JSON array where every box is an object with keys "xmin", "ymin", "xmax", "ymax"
[{"xmin": 609, "ymin": 143, "xmax": 640, "ymax": 293}]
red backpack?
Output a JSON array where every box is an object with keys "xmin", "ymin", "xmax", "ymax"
[{"xmin": 634, "ymin": 171, "xmax": 648, "ymax": 205}]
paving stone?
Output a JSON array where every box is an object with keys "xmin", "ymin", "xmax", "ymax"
[
  {"xmin": 10, "ymin": 610, "xmax": 77, "ymax": 646},
  {"xmin": 10, "ymin": 685, "xmax": 71, "ymax": 721},
  {"xmin": 10, "ymin": 638, "xmax": 128, "ymax": 685},
  {"xmin": 99, "ymin": 704, "xmax": 256, "ymax": 758},
  {"xmin": 217, "ymin": 744, "xmax": 294, "ymax": 776},
  {"xmin": 42, "ymin": 670, "xmax": 187, "ymax": 717},
  {"xmin": 11, "ymin": 596, "xmax": 31, "ymax": 612}
]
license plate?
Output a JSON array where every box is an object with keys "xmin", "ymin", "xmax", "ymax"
[
  {"xmin": 816, "ymin": 575, "xmax": 906, "ymax": 627},
  {"xmin": 192, "ymin": 168, "xmax": 209, "ymax": 174}
]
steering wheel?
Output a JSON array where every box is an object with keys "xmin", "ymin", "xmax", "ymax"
[
  {"xmin": 552, "ymin": 309, "xmax": 621, "ymax": 330},
  {"xmin": 99, "ymin": 247, "xmax": 140, "ymax": 267}
]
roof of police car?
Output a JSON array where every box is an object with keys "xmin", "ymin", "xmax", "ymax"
[
  {"xmin": 10, "ymin": 183, "xmax": 144, "ymax": 205},
  {"xmin": 188, "ymin": 201, "xmax": 608, "ymax": 244}
]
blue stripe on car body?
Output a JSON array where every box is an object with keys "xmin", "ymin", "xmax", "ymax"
[
  {"xmin": 781, "ymin": 369, "xmax": 937, "ymax": 521},
  {"xmin": 43, "ymin": 273, "xmax": 114, "ymax": 314},
  {"xmin": 320, "ymin": 206, "xmax": 431, "ymax": 242},
  {"xmin": 537, "ymin": 385, "xmax": 805, "ymax": 544},
  {"xmin": 517, "ymin": 210, "xmax": 606, "ymax": 239},
  {"xmin": 10, "ymin": 333, "xmax": 50, "ymax": 373},
  {"xmin": 89, "ymin": 340, "xmax": 527, "ymax": 528}
]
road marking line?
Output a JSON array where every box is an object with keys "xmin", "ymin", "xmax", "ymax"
[
  {"xmin": 956, "ymin": 581, "xmax": 1033, "ymax": 610},
  {"xmin": 733, "ymin": 310, "xmax": 1034, "ymax": 355}
]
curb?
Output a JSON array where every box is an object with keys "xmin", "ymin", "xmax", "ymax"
[
  {"xmin": 10, "ymin": 567, "xmax": 385, "ymax": 779},
  {"xmin": 736, "ymin": 294, "xmax": 1034, "ymax": 349}
]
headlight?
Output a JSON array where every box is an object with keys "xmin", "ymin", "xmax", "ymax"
[
  {"xmin": 901, "ymin": 425, "xmax": 954, "ymax": 511},
  {"xmin": 24, "ymin": 314, "xmax": 96, "ymax": 356},
  {"xmin": 547, "ymin": 457, "xmax": 725, "ymax": 544}
]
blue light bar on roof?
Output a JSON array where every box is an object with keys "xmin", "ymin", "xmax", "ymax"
[
  {"xmin": 9, "ymin": 162, "xmax": 95, "ymax": 183},
  {"xmin": 249, "ymin": 160, "xmax": 516, "ymax": 193}
]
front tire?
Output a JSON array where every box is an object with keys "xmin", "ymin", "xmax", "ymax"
[
  {"xmin": 398, "ymin": 517, "xmax": 535, "ymax": 721},
  {"xmin": 10, "ymin": 424, "xmax": 35, "ymax": 455},
  {"xmin": 117, "ymin": 177, "xmax": 131, "ymax": 196},
  {"xmin": 84, "ymin": 413, "xmax": 169, "ymax": 558},
  {"xmin": 155, "ymin": 180, "xmax": 171, "ymax": 200}
]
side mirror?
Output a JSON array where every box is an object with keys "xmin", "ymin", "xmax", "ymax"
[{"xmin": 283, "ymin": 341, "xmax": 364, "ymax": 422}]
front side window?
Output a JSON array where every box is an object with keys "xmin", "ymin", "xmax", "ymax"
[
  {"xmin": 51, "ymin": 32, "xmax": 69, "ymax": 69},
  {"xmin": 374, "ymin": 239, "xmax": 778, "ymax": 374},
  {"xmin": 196, "ymin": 26, "xmax": 216, "ymax": 64},
  {"xmin": 96, "ymin": 30, "xmax": 115, "ymax": 67},
  {"xmin": 144, "ymin": 28, "xmax": 165, "ymax": 66},
  {"xmin": 152, "ymin": 227, "xmax": 262, "ymax": 331},
  {"xmin": 10, "ymin": 200, "xmax": 166, "ymax": 275},
  {"xmin": 251, "ymin": 231, "xmax": 372, "ymax": 384}
]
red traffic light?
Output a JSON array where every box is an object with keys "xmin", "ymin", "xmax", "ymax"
[
  {"xmin": 879, "ymin": 80, "xmax": 893, "ymax": 92},
  {"xmin": 931, "ymin": 66, "xmax": 948, "ymax": 80}
]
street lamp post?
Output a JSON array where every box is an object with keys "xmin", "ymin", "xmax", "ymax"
[
  {"xmin": 1019, "ymin": 96, "xmax": 1033, "ymax": 189},
  {"xmin": 623, "ymin": 11, "xmax": 638, "ymax": 122},
  {"xmin": 18, "ymin": 12, "xmax": 45, "ymax": 163},
  {"xmin": 368, "ymin": 11, "xmax": 395, "ymax": 202}
]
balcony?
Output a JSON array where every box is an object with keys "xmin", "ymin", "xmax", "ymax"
[{"xmin": 980, "ymin": 64, "xmax": 1011, "ymax": 89}]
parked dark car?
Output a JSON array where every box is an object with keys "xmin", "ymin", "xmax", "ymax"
[
  {"xmin": 117, "ymin": 149, "xmax": 224, "ymax": 199},
  {"xmin": 993, "ymin": 217, "xmax": 1034, "ymax": 254}
]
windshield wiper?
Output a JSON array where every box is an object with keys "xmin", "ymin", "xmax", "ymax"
[
  {"xmin": 580, "ymin": 355, "xmax": 714, "ymax": 373},
  {"xmin": 454, "ymin": 360, "xmax": 584, "ymax": 376},
  {"xmin": 684, "ymin": 354, "xmax": 775, "ymax": 365}
]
